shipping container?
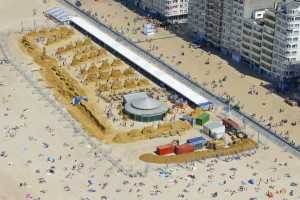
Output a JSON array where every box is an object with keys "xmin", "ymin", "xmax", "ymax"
[
  {"xmin": 210, "ymin": 130, "xmax": 225, "ymax": 139},
  {"xmin": 203, "ymin": 121, "xmax": 225, "ymax": 139},
  {"xmin": 175, "ymin": 144, "xmax": 194, "ymax": 154},
  {"xmin": 196, "ymin": 113, "xmax": 210, "ymax": 125},
  {"xmin": 193, "ymin": 143, "xmax": 203, "ymax": 150},
  {"xmin": 222, "ymin": 118, "xmax": 241, "ymax": 133},
  {"xmin": 187, "ymin": 136, "xmax": 206, "ymax": 143},
  {"xmin": 156, "ymin": 144, "xmax": 175, "ymax": 155},
  {"xmin": 190, "ymin": 140, "xmax": 207, "ymax": 150}
]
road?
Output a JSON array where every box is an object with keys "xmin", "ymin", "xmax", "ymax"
[{"xmin": 57, "ymin": 0, "xmax": 300, "ymax": 158}]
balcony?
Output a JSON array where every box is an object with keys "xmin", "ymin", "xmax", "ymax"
[
  {"xmin": 261, "ymin": 48, "xmax": 273, "ymax": 60},
  {"xmin": 262, "ymin": 48, "xmax": 273, "ymax": 58},
  {"xmin": 263, "ymin": 34, "xmax": 274, "ymax": 45},
  {"xmin": 251, "ymin": 47, "xmax": 261, "ymax": 56}
]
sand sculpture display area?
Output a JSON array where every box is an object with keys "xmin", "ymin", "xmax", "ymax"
[{"xmin": 19, "ymin": 25, "xmax": 194, "ymax": 146}]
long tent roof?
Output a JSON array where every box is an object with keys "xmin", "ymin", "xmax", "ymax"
[{"xmin": 70, "ymin": 16, "xmax": 209, "ymax": 106}]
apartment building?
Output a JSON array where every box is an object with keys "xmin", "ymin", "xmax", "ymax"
[
  {"xmin": 127, "ymin": 0, "xmax": 189, "ymax": 24},
  {"xmin": 272, "ymin": 0, "xmax": 300, "ymax": 89},
  {"xmin": 240, "ymin": 9, "xmax": 276, "ymax": 74},
  {"xmin": 188, "ymin": 0, "xmax": 300, "ymax": 90},
  {"xmin": 188, "ymin": 0, "xmax": 224, "ymax": 47},
  {"xmin": 239, "ymin": 1, "xmax": 300, "ymax": 89},
  {"xmin": 222, "ymin": 0, "xmax": 277, "ymax": 62},
  {"xmin": 188, "ymin": 0, "xmax": 273, "ymax": 53}
]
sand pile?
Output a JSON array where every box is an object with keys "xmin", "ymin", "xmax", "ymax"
[
  {"xmin": 99, "ymin": 71, "xmax": 110, "ymax": 81},
  {"xmin": 112, "ymin": 120, "xmax": 191, "ymax": 143},
  {"xmin": 56, "ymin": 38, "xmax": 93, "ymax": 55},
  {"xmin": 45, "ymin": 27, "xmax": 74, "ymax": 46},
  {"xmin": 173, "ymin": 120, "xmax": 192, "ymax": 133},
  {"xmin": 111, "ymin": 69, "xmax": 123, "ymax": 78},
  {"xmin": 111, "ymin": 81, "xmax": 123, "ymax": 90},
  {"xmin": 137, "ymin": 79, "xmax": 150, "ymax": 86},
  {"xmin": 71, "ymin": 47, "xmax": 107, "ymax": 66},
  {"xmin": 123, "ymin": 68, "xmax": 135, "ymax": 76},
  {"xmin": 124, "ymin": 79, "xmax": 136, "ymax": 89},
  {"xmin": 139, "ymin": 138, "xmax": 257, "ymax": 164},
  {"xmin": 111, "ymin": 58, "xmax": 123, "ymax": 67},
  {"xmin": 157, "ymin": 123, "xmax": 172, "ymax": 134},
  {"xmin": 190, "ymin": 108, "xmax": 204, "ymax": 118},
  {"xmin": 99, "ymin": 60, "xmax": 111, "ymax": 71},
  {"xmin": 98, "ymin": 83, "xmax": 109, "ymax": 92},
  {"xmin": 20, "ymin": 30, "xmax": 113, "ymax": 140},
  {"xmin": 84, "ymin": 63, "xmax": 99, "ymax": 83}
]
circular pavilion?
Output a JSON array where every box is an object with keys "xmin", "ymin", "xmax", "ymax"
[{"xmin": 124, "ymin": 95, "xmax": 168, "ymax": 122}]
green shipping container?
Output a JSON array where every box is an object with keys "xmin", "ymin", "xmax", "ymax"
[{"xmin": 196, "ymin": 112, "xmax": 209, "ymax": 125}]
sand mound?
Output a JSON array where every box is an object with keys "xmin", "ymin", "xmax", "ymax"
[
  {"xmin": 112, "ymin": 120, "xmax": 191, "ymax": 144},
  {"xmin": 139, "ymin": 139, "xmax": 257, "ymax": 164},
  {"xmin": 111, "ymin": 58, "xmax": 123, "ymax": 67}
]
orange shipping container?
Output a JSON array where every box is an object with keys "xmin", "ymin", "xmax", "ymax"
[
  {"xmin": 156, "ymin": 144, "xmax": 175, "ymax": 155},
  {"xmin": 175, "ymin": 144, "xmax": 194, "ymax": 154}
]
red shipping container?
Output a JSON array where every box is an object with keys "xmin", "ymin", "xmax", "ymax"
[
  {"xmin": 175, "ymin": 144, "xmax": 194, "ymax": 154},
  {"xmin": 156, "ymin": 144, "xmax": 175, "ymax": 155}
]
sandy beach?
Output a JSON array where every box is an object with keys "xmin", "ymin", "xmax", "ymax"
[{"xmin": 1, "ymin": 0, "xmax": 300, "ymax": 199}]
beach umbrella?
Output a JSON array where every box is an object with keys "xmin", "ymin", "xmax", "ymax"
[
  {"xmin": 47, "ymin": 156, "xmax": 55, "ymax": 163},
  {"xmin": 266, "ymin": 191, "xmax": 273, "ymax": 198}
]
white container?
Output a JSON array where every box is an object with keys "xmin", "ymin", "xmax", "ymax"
[
  {"xmin": 210, "ymin": 130, "xmax": 225, "ymax": 139},
  {"xmin": 203, "ymin": 121, "xmax": 225, "ymax": 139}
]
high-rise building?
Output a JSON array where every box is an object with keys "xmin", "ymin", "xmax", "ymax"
[
  {"xmin": 188, "ymin": 0, "xmax": 224, "ymax": 47},
  {"xmin": 240, "ymin": 9, "xmax": 276, "ymax": 75},
  {"xmin": 272, "ymin": 0, "xmax": 300, "ymax": 89},
  {"xmin": 188, "ymin": 0, "xmax": 300, "ymax": 90}
]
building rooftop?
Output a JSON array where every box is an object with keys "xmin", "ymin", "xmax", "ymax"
[
  {"xmin": 124, "ymin": 93, "xmax": 168, "ymax": 118},
  {"xmin": 132, "ymin": 97, "xmax": 161, "ymax": 110},
  {"xmin": 204, "ymin": 121, "xmax": 224, "ymax": 129},
  {"xmin": 277, "ymin": 0, "xmax": 300, "ymax": 13},
  {"xmin": 244, "ymin": 0, "xmax": 277, "ymax": 18},
  {"xmin": 124, "ymin": 92, "xmax": 147, "ymax": 104}
]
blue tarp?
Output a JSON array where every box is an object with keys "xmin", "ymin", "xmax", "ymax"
[
  {"xmin": 72, "ymin": 96, "xmax": 88, "ymax": 105},
  {"xmin": 187, "ymin": 137, "xmax": 207, "ymax": 144}
]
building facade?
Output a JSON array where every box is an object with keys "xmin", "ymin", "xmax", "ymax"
[
  {"xmin": 127, "ymin": 0, "xmax": 189, "ymax": 24},
  {"xmin": 272, "ymin": 1, "xmax": 300, "ymax": 89},
  {"xmin": 188, "ymin": 0, "xmax": 300, "ymax": 90}
]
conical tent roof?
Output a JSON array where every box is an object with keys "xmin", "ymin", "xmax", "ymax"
[{"xmin": 131, "ymin": 97, "xmax": 161, "ymax": 110}]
